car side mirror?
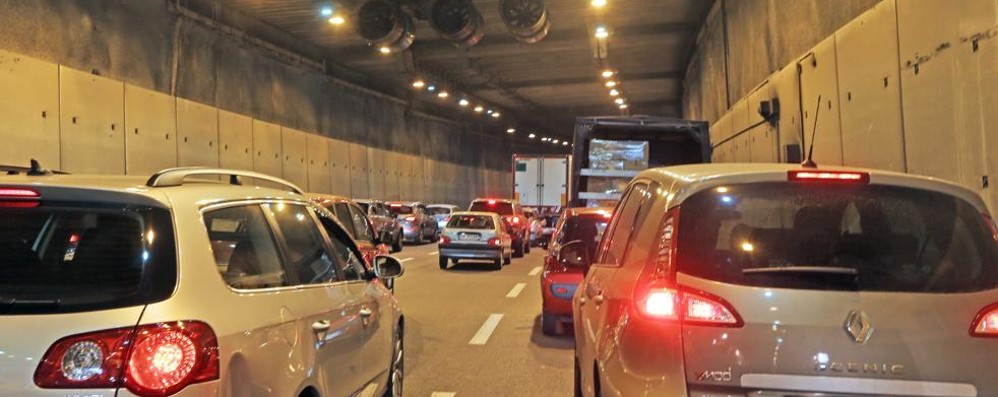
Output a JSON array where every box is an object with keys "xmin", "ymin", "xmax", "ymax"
[
  {"xmin": 373, "ymin": 255, "xmax": 405, "ymax": 279},
  {"xmin": 558, "ymin": 240, "xmax": 590, "ymax": 268}
]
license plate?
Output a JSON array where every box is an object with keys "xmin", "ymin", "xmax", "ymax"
[{"xmin": 458, "ymin": 234, "xmax": 479, "ymax": 241}]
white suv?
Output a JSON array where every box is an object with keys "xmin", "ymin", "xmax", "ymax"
[{"xmin": 0, "ymin": 166, "xmax": 405, "ymax": 397}]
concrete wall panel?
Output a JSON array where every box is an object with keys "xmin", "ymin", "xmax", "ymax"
[
  {"xmin": 836, "ymin": 0, "xmax": 905, "ymax": 172},
  {"xmin": 280, "ymin": 128, "xmax": 308, "ymax": 190},
  {"xmin": 252, "ymin": 120, "xmax": 282, "ymax": 178},
  {"xmin": 0, "ymin": 50, "xmax": 59, "ymax": 168},
  {"xmin": 218, "ymin": 110, "xmax": 253, "ymax": 172},
  {"xmin": 124, "ymin": 84, "xmax": 176, "ymax": 175},
  {"xmin": 368, "ymin": 147, "xmax": 387, "ymax": 199},
  {"xmin": 709, "ymin": 114, "xmax": 731, "ymax": 162},
  {"xmin": 348, "ymin": 142, "xmax": 369, "ymax": 198},
  {"xmin": 328, "ymin": 139, "xmax": 351, "ymax": 197},
  {"xmin": 897, "ymin": 0, "xmax": 996, "ymax": 210},
  {"xmin": 307, "ymin": 134, "xmax": 331, "ymax": 194},
  {"xmin": 747, "ymin": 82, "xmax": 778, "ymax": 163},
  {"xmin": 59, "ymin": 66, "xmax": 124, "ymax": 174},
  {"xmin": 385, "ymin": 151, "xmax": 401, "ymax": 201},
  {"xmin": 176, "ymin": 98, "xmax": 218, "ymax": 168},
  {"xmin": 798, "ymin": 36, "xmax": 844, "ymax": 166},
  {"xmin": 769, "ymin": 64, "xmax": 804, "ymax": 161}
]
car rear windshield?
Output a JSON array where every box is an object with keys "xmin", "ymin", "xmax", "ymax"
[
  {"xmin": 0, "ymin": 205, "xmax": 176, "ymax": 314},
  {"xmin": 677, "ymin": 183, "xmax": 998, "ymax": 293},
  {"xmin": 389, "ymin": 205, "xmax": 413, "ymax": 215},
  {"xmin": 448, "ymin": 215, "xmax": 495, "ymax": 229},
  {"xmin": 356, "ymin": 202, "xmax": 370, "ymax": 213},
  {"xmin": 469, "ymin": 201, "xmax": 514, "ymax": 215},
  {"xmin": 558, "ymin": 216, "xmax": 610, "ymax": 247},
  {"xmin": 427, "ymin": 207, "xmax": 452, "ymax": 215}
]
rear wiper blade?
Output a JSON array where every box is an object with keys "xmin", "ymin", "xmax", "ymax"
[
  {"xmin": 0, "ymin": 297, "xmax": 61, "ymax": 308},
  {"xmin": 742, "ymin": 266, "xmax": 858, "ymax": 276}
]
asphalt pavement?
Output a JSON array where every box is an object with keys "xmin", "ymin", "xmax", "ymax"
[{"xmin": 391, "ymin": 242, "xmax": 574, "ymax": 397}]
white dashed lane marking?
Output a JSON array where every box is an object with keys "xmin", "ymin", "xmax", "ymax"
[
  {"xmin": 505, "ymin": 283, "xmax": 527, "ymax": 298},
  {"xmin": 430, "ymin": 393, "xmax": 456, "ymax": 397},
  {"xmin": 469, "ymin": 314, "xmax": 504, "ymax": 345},
  {"xmin": 399, "ymin": 257, "xmax": 415, "ymax": 263},
  {"xmin": 429, "ymin": 251, "xmax": 439, "ymax": 256},
  {"xmin": 528, "ymin": 266, "xmax": 542, "ymax": 276}
]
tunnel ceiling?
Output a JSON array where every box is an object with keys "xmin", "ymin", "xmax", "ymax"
[{"xmin": 215, "ymin": 0, "xmax": 712, "ymax": 137}]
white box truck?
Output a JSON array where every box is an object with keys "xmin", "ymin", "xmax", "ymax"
[{"xmin": 512, "ymin": 154, "xmax": 570, "ymax": 211}]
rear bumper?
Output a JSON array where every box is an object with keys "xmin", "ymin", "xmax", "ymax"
[
  {"xmin": 440, "ymin": 245, "xmax": 502, "ymax": 259},
  {"xmin": 542, "ymin": 280, "xmax": 578, "ymax": 316}
]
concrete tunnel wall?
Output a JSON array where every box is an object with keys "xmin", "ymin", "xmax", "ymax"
[
  {"xmin": 682, "ymin": 0, "xmax": 998, "ymax": 213},
  {"xmin": 0, "ymin": 0, "xmax": 524, "ymax": 206}
]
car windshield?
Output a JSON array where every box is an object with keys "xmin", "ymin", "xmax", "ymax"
[
  {"xmin": 388, "ymin": 205, "xmax": 413, "ymax": 215},
  {"xmin": 677, "ymin": 183, "xmax": 998, "ymax": 293},
  {"xmin": 0, "ymin": 205, "xmax": 176, "ymax": 314},
  {"xmin": 448, "ymin": 215, "xmax": 495, "ymax": 229},
  {"xmin": 470, "ymin": 201, "xmax": 514, "ymax": 215},
  {"xmin": 427, "ymin": 207, "xmax": 452, "ymax": 215},
  {"xmin": 356, "ymin": 202, "xmax": 370, "ymax": 213}
]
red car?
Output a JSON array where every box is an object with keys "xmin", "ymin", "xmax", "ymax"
[
  {"xmin": 309, "ymin": 194, "xmax": 391, "ymax": 268},
  {"xmin": 540, "ymin": 207, "xmax": 612, "ymax": 335}
]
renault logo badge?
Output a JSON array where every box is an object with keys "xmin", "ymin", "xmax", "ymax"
[{"xmin": 844, "ymin": 310, "xmax": 874, "ymax": 344}]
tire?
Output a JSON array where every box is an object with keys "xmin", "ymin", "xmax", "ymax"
[
  {"xmin": 439, "ymin": 256, "xmax": 448, "ymax": 269},
  {"xmin": 541, "ymin": 311, "xmax": 559, "ymax": 336},
  {"xmin": 524, "ymin": 237, "xmax": 531, "ymax": 254},
  {"xmin": 512, "ymin": 238, "xmax": 524, "ymax": 258},
  {"xmin": 493, "ymin": 258, "xmax": 503, "ymax": 271},
  {"xmin": 382, "ymin": 324, "xmax": 404, "ymax": 397},
  {"xmin": 573, "ymin": 359, "xmax": 583, "ymax": 397},
  {"xmin": 392, "ymin": 230, "xmax": 403, "ymax": 252}
]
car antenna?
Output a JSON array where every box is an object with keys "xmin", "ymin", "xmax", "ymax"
[
  {"xmin": 801, "ymin": 94, "xmax": 822, "ymax": 168},
  {"xmin": 27, "ymin": 159, "xmax": 52, "ymax": 176}
]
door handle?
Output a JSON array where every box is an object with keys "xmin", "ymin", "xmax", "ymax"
[
  {"xmin": 359, "ymin": 308, "xmax": 373, "ymax": 318},
  {"xmin": 311, "ymin": 320, "xmax": 331, "ymax": 333}
]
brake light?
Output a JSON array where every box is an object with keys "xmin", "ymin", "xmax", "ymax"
[
  {"xmin": 488, "ymin": 199, "xmax": 497, "ymax": 205},
  {"xmin": 0, "ymin": 187, "xmax": 41, "ymax": 208},
  {"xmin": 788, "ymin": 170, "xmax": 870, "ymax": 184},
  {"xmin": 971, "ymin": 304, "xmax": 998, "ymax": 338},
  {"xmin": 488, "ymin": 237, "xmax": 500, "ymax": 246},
  {"xmin": 510, "ymin": 216, "xmax": 520, "ymax": 225},
  {"xmin": 439, "ymin": 236, "xmax": 451, "ymax": 245},
  {"xmin": 637, "ymin": 287, "xmax": 742, "ymax": 327},
  {"xmin": 35, "ymin": 321, "xmax": 218, "ymax": 396},
  {"xmin": 390, "ymin": 204, "xmax": 402, "ymax": 207},
  {"xmin": 983, "ymin": 214, "xmax": 998, "ymax": 244}
]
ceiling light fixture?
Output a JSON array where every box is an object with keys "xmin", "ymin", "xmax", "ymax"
[
  {"xmin": 320, "ymin": 6, "xmax": 334, "ymax": 16},
  {"xmin": 528, "ymin": 133, "xmax": 536, "ymax": 139},
  {"xmin": 412, "ymin": 80, "xmax": 426, "ymax": 89},
  {"xmin": 609, "ymin": 89, "xmax": 619, "ymax": 96},
  {"xmin": 491, "ymin": 112, "xmax": 501, "ymax": 118},
  {"xmin": 601, "ymin": 69, "xmax": 615, "ymax": 78},
  {"xmin": 486, "ymin": 109, "xmax": 494, "ymax": 115},
  {"xmin": 427, "ymin": 85, "xmax": 436, "ymax": 92},
  {"xmin": 562, "ymin": 141, "xmax": 569, "ymax": 146},
  {"xmin": 437, "ymin": 91, "xmax": 449, "ymax": 99},
  {"xmin": 553, "ymin": 139, "xmax": 560, "ymax": 144},
  {"xmin": 459, "ymin": 98, "xmax": 470, "ymax": 106},
  {"xmin": 595, "ymin": 26, "xmax": 609, "ymax": 39},
  {"xmin": 605, "ymin": 80, "xmax": 617, "ymax": 88},
  {"xmin": 591, "ymin": 0, "xmax": 607, "ymax": 7},
  {"xmin": 328, "ymin": 15, "xmax": 345, "ymax": 25},
  {"xmin": 619, "ymin": 104, "xmax": 629, "ymax": 109},
  {"xmin": 615, "ymin": 98, "xmax": 625, "ymax": 105},
  {"xmin": 379, "ymin": 46, "xmax": 391, "ymax": 54},
  {"xmin": 507, "ymin": 128, "xmax": 516, "ymax": 133},
  {"xmin": 474, "ymin": 106, "xmax": 484, "ymax": 113}
]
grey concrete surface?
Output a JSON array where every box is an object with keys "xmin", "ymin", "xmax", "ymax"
[{"xmin": 392, "ymin": 242, "xmax": 574, "ymax": 397}]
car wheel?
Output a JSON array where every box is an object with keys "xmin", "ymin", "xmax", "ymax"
[
  {"xmin": 512, "ymin": 239, "xmax": 524, "ymax": 258},
  {"xmin": 382, "ymin": 323, "xmax": 404, "ymax": 397},
  {"xmin": 524, "ymin": 238, "xmax": 531, "ymax": 254},
  {"xmin": 392, "ymin": 231, "xmax": 403, "ymax": 252},
  {"xmin": 503, "ymin": 252, "xmax": 511, "ymax": 265},
  {"xmin": 439, "ymin": 256, "xmax": 448, "ymax": 269},
  {"xmin": 541, "ymin": 311, "xmax": 559, "ymax": 336},
  {"xmin": 573, "ymin": 359, "xmax": 583, "ymax": 397}
]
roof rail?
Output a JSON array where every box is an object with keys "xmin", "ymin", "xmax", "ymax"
[
  {"xmin": 146, "ymin": 167, "xmax": 304, "ymax": 195},
  {"xmin": 0, "ymin": 159, "xmax": 68, "ymax": 176}
]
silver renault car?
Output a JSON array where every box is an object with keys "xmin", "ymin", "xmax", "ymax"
[
  {"xmin": 0, "ymin": 167, "xmax": 406, "ymax": 397},
  {"xmin": 570, "ymin": 163, "xmax": 997, "ymax": 397}
]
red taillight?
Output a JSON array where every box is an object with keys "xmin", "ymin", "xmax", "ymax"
[
  {"xmin": 788, "ymin": 170, "xmax": 870, "ymax": 184},
  {"xmin": 488, "ymin": 237, "xmax": 500, "ymax": 246},
  {"xmin": 971, "ymin": 304, "xmax": 998, "ymax": 338},
  {"xmin": 983, "ymin": 214, "xmax": 998, "ymax": 244},
  {"xmin": 35, "ymin": 321, "xmax": 219, "ymax": 396},
  {"xmin": 488, "ymin": 199, "xmax": 497, "ymax": 205},
  {"xmin": 440, "ymin": 236, "xmax": 451, "ymax": 245},
  {"xmin": 0, "ymin": 187, "xmax": 41, "ymax": 208},
  {"xmin": 637, "ymin": 287, "xmax": 742, "ymax": 327}
]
